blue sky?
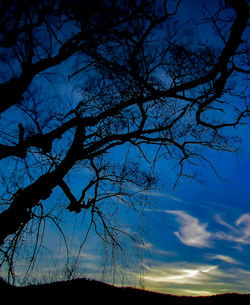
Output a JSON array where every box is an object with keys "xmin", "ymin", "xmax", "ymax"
[
  {"xmin": 20, "ymin": 120, "xmax": 250, "ymax": 296},
  {"xmin": 136, "ymin": 123, "xmax": 250, "ymax": 295}
]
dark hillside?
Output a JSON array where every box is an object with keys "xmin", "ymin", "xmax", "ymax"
[{"xmin": 1, "ymin": 277, "xmax": 250, "ymax": 304}]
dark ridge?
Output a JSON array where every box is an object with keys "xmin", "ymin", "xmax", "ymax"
[{"xmin": 1, "ymin": 277, "xmax": 250, "ymax": 303}]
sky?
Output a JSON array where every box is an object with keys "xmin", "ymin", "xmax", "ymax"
[
  {"xmin": 141, "ymin": 139, "xmax": 250, "ymax": 296},
  {"xmin": 77, "ymin": 3, "xmax": 250, "ymax": 293},
  {"xmin": 131, "ymin": 0, "xmax": 250, "ymax": 296},
  {"xmin": 1, "ymin": 0, "xmax": 250, "ymax": 297},
  {"xmin": 21, "ymin": 118, "xmax": 250, "ymax": 296}
]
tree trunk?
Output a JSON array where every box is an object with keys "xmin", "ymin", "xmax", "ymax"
[{"xmin": 0, "ymin": 142, "xmax": 80, "ymax": 246}]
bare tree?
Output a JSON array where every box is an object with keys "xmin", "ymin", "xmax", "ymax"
[{"xmin": 0, "ymin": 0, "xmax": 249, "ymax": 282}]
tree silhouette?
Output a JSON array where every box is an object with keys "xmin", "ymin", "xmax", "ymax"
[{"xmin": 0, "ymin": 0, "xmax": 249, "ymax": 282}]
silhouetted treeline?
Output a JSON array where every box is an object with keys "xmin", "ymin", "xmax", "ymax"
[{"xmin": 1, "ymin": 277, "xmax": 250, "ymax": 304}]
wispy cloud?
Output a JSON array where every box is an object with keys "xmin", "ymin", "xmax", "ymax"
[
  {"xmin": 135, "ymin": 240, "xmax": 153, "ymax": 250},
  {"xmin": 146, "ymin": 191, "xmax": 185, "ymax": 203},
  {"xmin": 134, "ymin": 239, "xmax": 176, "ymax": 256},
  {"xmin": 214, "ymin": 213, "xmax": 250, "ymax": 245},
  {"xmin": 165, "ymin": 210, "xmax": 212, "ymax": 248},
  {"xmin": 153, "ymin": 209, "xmax": 250, "ymax": 249},
  {"xmin": 144, "ymin": 264, "xmax": 218, "ymax": 284},
  {"xmin": 141, "ymin": 261, "xmax": 227, "ymax": 296},
  {"xmin": 206, "ymin": 254, "xmax": 241, "ymax": 265},
  {"xmin": 214, "ymin": 214, "xmax": 238, "ymax": 232},
  {"xmin": 141, "ymin": 260, "xmax": 250, "ymax": 296}
]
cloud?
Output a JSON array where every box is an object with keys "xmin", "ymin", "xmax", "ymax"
[
  {"xmin": 163, "ymin": 210, "xmax": 250, "ymax": 249},
  {"xmin": 134, "ymin": 239, "xmax": 177, "ymax": 257},
  {"xmin": 142, "ymin": 190, "xmax": 186, "ymax": 204},
  {"xmin": 214, "ymin": 214, "xmax": 238, "ymax": 232},
  {"xmin": 141, "ymin": 261, "xmax": 226, "ymax": 296},
  {"xmin": 214, "ymin": 213, "xmax": 250, "ymax": 245},
  {"xmin": 141, "ymin": 260, "xmax": 250, "ymax": 296},
  {"xmin": 144, "ymin": 265, "xmax": 217, "ymax": 284},
  {"xmin": 206, "ymin": 254, "xmax": 241, "ymax": 265},
  {"xmin": 142, "ymin": 261, "xmax": 219, "ymax": 284},
  {"xmin": 135, "ymin": 240, "xmax": 153, "ymax": 250},
  {"xmin": 236, "ymin": 213, "xmax": 250, "ymax": 240},
  {"xmin": 165, "ymin": 210, "xmax": 212, "ymax": 248}
]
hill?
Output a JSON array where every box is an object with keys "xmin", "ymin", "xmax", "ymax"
[{"xmin": 1, "ymin": 277, "xmax": 250, "ymax": 304}]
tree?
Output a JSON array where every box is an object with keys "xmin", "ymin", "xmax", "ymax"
[{"xmin": 0, "ymin": 0, "xmax": 249, "ymax": 282}]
